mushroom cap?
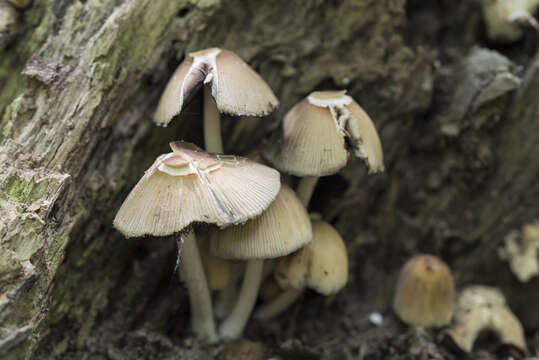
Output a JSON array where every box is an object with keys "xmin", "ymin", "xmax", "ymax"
[
  {"xmin": 209, "ymin": 184, "xmax": 312, "ymax": 259},
  {"xmin": 198, "ymin": 233, "xmax": 231, "ymax": 291},
  {"xmin": 154, "ymin": 47, "xmax": 279, "ymax": 126},
  {"xmin": 264, "ymin": 90, "xmax": 384, "ymax": 176},
  {"xmin": 274, "ymin": 220, "xmax": 348, "ymax": 295},
  {"xmin": 445, "ymin": 285, "xmax": 527, "ymax": 353},
  {"xmin": 113, "ymin": 141, "xmax": 281, "ymax": 238},
  {"xmin": 393, "ymin": 254, "xmax": 455, "ymax": 327}
]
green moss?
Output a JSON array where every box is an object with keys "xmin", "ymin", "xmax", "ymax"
[{"xmin": 3, "ymin": 175, "xmax": 50, "ymax": 205}]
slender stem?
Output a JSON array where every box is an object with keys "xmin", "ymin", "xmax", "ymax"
[
  {"xmin": 219, "ymin": 259, "xmax": 264, "ymax": 340},
  {"xmin": 253, "ymin": 288, "xmax": 304, "ymax": 321},
  {"xmin": 177, "ymin": 233, "xmax": 218, "ymax": 343},
  {"xmin": 214, "ymin": 263, "xmax": 242, "ymax": 319},
  {"xmin": 296, "ymin": 176, "xmax": 319, "ymax": 207},
  {"xmin": 203, "ymin": 86, "xmax": 223, "ymax": 153}
]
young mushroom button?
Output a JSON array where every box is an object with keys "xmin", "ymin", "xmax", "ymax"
[
  {"xmin": 255, "ymin": 220, "xmax": 348, "ymax": 320},
  {"xmin": 113, "ymin": 141, "xmax": 280, "ymax": 342},
  {"xmin": 393, "ymin": 254, "xmax": 455, "ymax": 327}
]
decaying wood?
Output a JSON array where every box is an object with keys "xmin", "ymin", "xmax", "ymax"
[{"xmin": 1, "ymin": 0, "xmax": 538, "ymax": 359}]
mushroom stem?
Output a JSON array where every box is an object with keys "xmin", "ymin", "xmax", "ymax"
[
  {"xmin": 219, "ymin": 259, "xmax": 264, "ymax": 340},
  {"xmin": 177, "ymin": 233, "xmax": 218, "ymax": 343},
  {"xmin": 253, "ymin": 288, "xmax": 304, "ymax": 321},
  {"xmin": 296, "ymin": 176, "xmax": 319, "ymax": 207},
  {"xmin": 203, "ymin": 85, "xmax": 224, "ymax": 153},
  {"xmin": 215, "ymin": 263, "xmax": 242, "ymax": 319}
]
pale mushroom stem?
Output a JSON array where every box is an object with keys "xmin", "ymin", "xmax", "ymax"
[
  {"xmin": 296, "ymin": 176, "xmax": 319, "ymax": 207},
  {"xmin": 177, "ymin": 233, "xmax": 218, "ymax": 343},
  {"xmin": 219, "ymin": 259, "xmax": 264, "ymax": 340},
  {"xmin": 253, "ymin": 288, "xmax": 304, "ymax": 321},
  {"xmin": 203, "ymin": 86, "xmax": 224, "ymax": 154},
  {"xmin": 214, "ymin": 264, "xmax": 242, "ymax": 319}
]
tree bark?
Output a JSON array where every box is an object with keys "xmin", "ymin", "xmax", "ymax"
[{"xmin": 1, "ymin": 0, "xmax": 538, "ymax": 359}]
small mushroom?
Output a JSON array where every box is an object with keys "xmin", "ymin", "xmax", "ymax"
[
  {"xmin": 113, "ymin": 141, "xmax": 280, "ymax": 342},
  {"xmin": 154, "ymin": 47, "xmax": 278, "ymax": 153},
  {"xmin": 482, "ymin": 0, "xmax": 539, "ymax": 43},
  {"xmin": 209, "ymin": 185, "xmax": 312, "ymax": 339},
  {"xmin": 264, "ymin": 90, "xmax": 383, "ymax": 206},
  {"xmin": 445, "ymin": 285, "xmax": 527, "ymax": 353},
  {"xmin": 254, "ymin": 220, "xmax": 348, "ymax": 320},
  {"xmin": 393, "ymin": 254, "xmax": 455, "ymax": 327}
]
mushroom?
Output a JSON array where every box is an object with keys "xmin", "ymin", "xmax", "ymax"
[
  {"xmin": 445, "ymin": 285, "xmax": 526, "ymax": 353},
  {"xmin": 254, "ymin": 219, "xmax": 348, "ymax": 320},
  {"xmin": 154, "ymin": 47, "xmax": 279, "ymax": 154},
  {"xmin": 482, "ymin": 0, "xmax": 539, "ymax": 43},
  {"xmin": 209, "ymin": 184, "xmax": 312, "ymax": 339},
  {"xmin": 113, "ymin": 141, "xmax": 280, "ymax": 342},
  {"xmin": 393, "ymin": 254, "xmax": 454, "ymax": 327},
  {"xmin": 264, "ymin": 90, "xmax": 383, "ymax": 206}
]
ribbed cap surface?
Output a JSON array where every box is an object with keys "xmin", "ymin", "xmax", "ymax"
[
  {"xmin": 113, "ymin": 142, "xmax": 281, "ymax": 238},
  {"xmin": 275, "ymin": 220, "xmax": 348, "ymax": 295},
  {"xmin": 393, "ymin": 254, "xmax": 454, "ymax": 327},
  {"xmin": 264, "ymin": 90, "xmax": 384, "ymax": 176},
  {"xmin": 154, "ymin": 47, "xmax": 278, "ymax": 126},
  {"xmin": 209, "ymin": 185, "xmax": 312, "ymax": 259}
]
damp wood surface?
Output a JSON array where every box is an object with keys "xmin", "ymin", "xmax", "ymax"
[{"xmin": 1, "ymin": 0, "xmax": 539, "ymax": 359}]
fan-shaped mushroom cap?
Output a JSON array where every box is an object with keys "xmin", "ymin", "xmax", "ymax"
[
  {"xmin": 209, "ymin": 185, "xmax": 312, "ymax": 259},
  {"xmin": 393, "ymin": 254, "xmax": 455, "ymax": 327},
  {"xmin": 113, "ymin": 142, "xmax": 280, "ymax": 238},
  {"xmin": 154, "ymin": 47, "xmax": 279, "ymax": 126},
  {"xmin": 445, "ymin": 285, "xmax": 526, "ymax": 353},
  {"xmin": 274, "ymin": 220, "xmax": 348, "ymax": 295},
  {"xmin": 264, "ymin": 90, "xmax": 383, "ymax": 176}
]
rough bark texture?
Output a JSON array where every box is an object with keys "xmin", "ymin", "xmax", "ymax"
[{"xmin": 1, "ymin": 0, "xmax": 538, "ymax": 359}]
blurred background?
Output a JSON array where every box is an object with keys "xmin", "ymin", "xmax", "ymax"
[{"xmin": 1, "ymin": 0, "xmax": 538, "ymax": 358}]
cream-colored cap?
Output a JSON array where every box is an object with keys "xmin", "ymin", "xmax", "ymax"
[
  {"xmin": 393, "ymin": 254, "xmax": 454, "ymax": 327},
  {"xmin": 264, "ymin": 90, "xmax": 384, "ymax": 176},
  {"xmin": 113, "ymin": 141, "xmax": 280, "ymax": 238},
  {"xmin": 154, "ymin": 47, "xmax": 279, "ymax": 126},
  {"xmin": 445, "ymin": 285, "xmax": 526, "ymax": 353},
  {"xmin": 274, "ymin": 220, "xmax": 348, "ymax": 295},
  {"xmin": 209, "ymin": 185, "xmax": 312, "ymax": 259}
]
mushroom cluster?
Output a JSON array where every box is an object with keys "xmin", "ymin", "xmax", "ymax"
[{"xmin": 113, "ymin": 47, "xmax": 385, "ymax": 343}]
